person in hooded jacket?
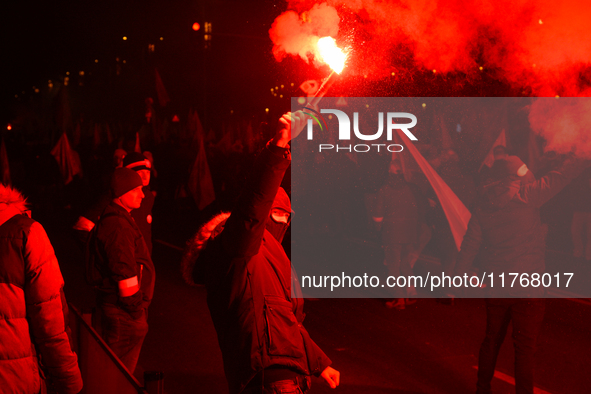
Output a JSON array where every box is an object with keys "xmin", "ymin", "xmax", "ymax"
[
  {"xmin": 0, "ymin": 184, "xmax": 83, "ymax": 393},
  {"xmin": 455, "ymin": 155, "xmax": 587, "ymax": 394},
  {"xmin": 181, "ymin": 111, "xmax": 340, "ymax": 394}
]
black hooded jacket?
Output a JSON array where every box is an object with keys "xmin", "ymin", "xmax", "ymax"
[
  {"xmin": 455, "ymin": 164, "xmax": 584, "ymax": 297},
  {"xmin": 186, "ymin": 145, "xmax": 331, "ymax": 394}
]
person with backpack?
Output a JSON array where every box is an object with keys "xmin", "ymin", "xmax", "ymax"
[{"xmin": 88, "ymin": 167, "xmax": 155, "ymax": 373}]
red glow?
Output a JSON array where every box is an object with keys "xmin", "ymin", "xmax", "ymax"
[
  {"xmin": 172, "ymin": 115, "xmax": 180, "ymax": 123},
  {"xmin": 271, "ymin": 0, "xmax": 591, "ymax": 96},
  {"xmin": 192, "ymin": 23, "xmax": 200, "ymax": 31},
  {"xmin": 6, "ymin": 124, "xmax": 11, "ymax": 131},
  {"xmin": 316, "ymin": 37, "xmax": 347, "ymax": 74},
  {"xmin": 529, "ymin": 98, "xmax": 591, "ymax": 158},
  {"xmin": 269, "ymin": 3, "xmax": 339, "ymax": 69}
]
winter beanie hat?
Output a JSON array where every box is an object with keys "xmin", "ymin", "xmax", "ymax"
[
  {"xmin": 113, "ymin": 149, "xmax": 127, "ymax": 167},
  {"xmin": 123, "ymin": 152, "xmax": 151, "ymax": 171},
  {"xmin": 491, "ymin": 156, "xmax": 526, "ymax": 179},
  {"xmin": 111, "ymin": 167, "xmax": 143, "ymax": 198}
]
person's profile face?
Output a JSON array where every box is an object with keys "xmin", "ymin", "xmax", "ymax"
[
  {"xmin": 137, "ymin": 170, "xmax": 151, "ymax": 187},
  {"xmin": 119, "ymin": 186, "xmax": 144, "ymax": 210}
]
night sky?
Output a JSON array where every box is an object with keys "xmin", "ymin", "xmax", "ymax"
[
  {"xmin": 4, "ymin": 1, "xmax": 591, "ymax": 127},
  {"xmin": 2, "ymin": 0, "xmax": 286, "ymax": 124}
]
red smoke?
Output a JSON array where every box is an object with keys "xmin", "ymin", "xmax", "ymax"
[
  {"xmin": 269, "ymin": 3, "xmax": 340, "ymax": 69},
  {"xmin": 529, "ymin": 98, "xmax": 591, "ymax": 158},
  {"xmin": 270, "ymin": 1, "xmax": 591, "ymax": 96}
]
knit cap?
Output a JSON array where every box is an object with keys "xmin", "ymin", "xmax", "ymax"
[
  {"xmin": 111, "ymin": 167, "xmax": 143, "ymax": 198},
  {"xmin": 491, "ymin": 156, "xmax": 526, "ymax": 179},
  {"xmin": 123, "ymin": 152, "xmax": 151, "ymax": 171}
]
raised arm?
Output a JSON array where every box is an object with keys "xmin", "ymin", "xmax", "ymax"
[{"xmin": 221, "ymin": 112, "xmax": 307, "ymax": 258}]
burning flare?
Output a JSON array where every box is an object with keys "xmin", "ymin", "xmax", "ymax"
[{"xmin": 317, "ymin": 36, "xmax": 347, "ymax": 74}]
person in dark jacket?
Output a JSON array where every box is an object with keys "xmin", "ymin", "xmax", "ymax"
[
  {"xmin": 373, "ymin": 160, "xmax": 428, "ymax": 309},
  {"xmin": 91, "ymin": 168, "xmax": 155, "ymax": 373},
  {"xmin": 122, "ymin": 152, "xmax": 156, "ymax": 254},
  {"xmin": 74, "ymin": 151, "xmax": 156, "ymax": 254},
  {"xmin": 181, "ymin": 112, "xmax": 340, "ymax": 394},
  {"xmin": 569, "ymin": 167, "xmax": 591, "ymax": 261},
  {"xmin": 455, "ymin": 155, "xmax": 586, "ymax": 394},
  {"xmin": 0, "ymin": 184, "xmax": 83, "ymax": 393}
]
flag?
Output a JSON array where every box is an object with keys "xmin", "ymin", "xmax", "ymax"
[
  {"xmin": 398, "ymin": 130, "xmax": 471, "ymax": 251},
  {"xmin": 392, "ymin": 130, "xmax": 420, "ymax": 182},
  {"xmin": 188, "ymin": 138, "xmax": 215, "ymax": 210},
  {"xmin": 134, "ymin": 132, "xmax": 141, "ymax": 153},
  {"xmin": 479, "ymin": 129, "xmax": 506, "ymax": 171},
  {"xmin": 155, "ymin": 68, "xmax": 170, "ymax": 107},
  {"xmin": 189, "ymin": 110, "xmax": 205, "ymax": 143},
  {"xmin": 51, "ymin": 133, "xmax": 82, "ymax": 184},
  {"xmin": 0, "ymin": 138, "xmax": 11, "ymax": 185}
]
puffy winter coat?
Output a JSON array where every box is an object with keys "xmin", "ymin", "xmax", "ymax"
[
  {"xmin": 0, "ymin": 186, "xmax": 83, "ymax": 393},
  {"xmin": 183, "ymin": 145, "xmax": 331, "ymax": 394}
]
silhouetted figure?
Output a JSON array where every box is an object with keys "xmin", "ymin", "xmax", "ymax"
[
  {"xmin": 373, "ymin": 161, "xmax": 427, "ymax": 309},
  {"xmin": 455, "ymin": 155, "xmax": 586, "ymax": 394},
  {"xmin": 182, "ymin": 112, "xmax": 340, "ymax": 394}
]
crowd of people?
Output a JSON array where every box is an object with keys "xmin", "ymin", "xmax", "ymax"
[
  {"xmin": 1, "ymin": 102, "xmax": 590, "ymax": 394},
  {"xmin": 0, "ymin": 111, "xmax": 342, "ymax": 394}
]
